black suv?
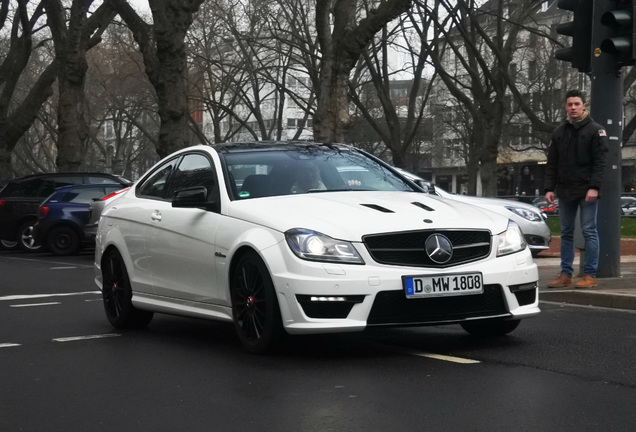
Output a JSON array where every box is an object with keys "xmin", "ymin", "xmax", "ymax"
[{"xmin": 0, "ymin": 173, "xmax": 131, "ymax": 252}]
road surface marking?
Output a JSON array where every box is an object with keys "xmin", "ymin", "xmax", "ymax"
[
  {"xmin": 0, "ymin": 291, "xmax": 100, "ymax": 301},
  {"xmin": 11, "ymin": 302, "xmax": 61, "ymax": 308},
  {"xmin": 0, "ymin": 343, "xmax": 21, "ymax": 348},
  {"xmin": 0, "ymin": 255, "xmax": 93, "ymax": 268},
  {"xmin": 53, "ymin": 333, "xmax": 121, "ymax": 343},
  {"xmin": 413, "ymin": 352, "xmax": 480, "ymax": 364}
]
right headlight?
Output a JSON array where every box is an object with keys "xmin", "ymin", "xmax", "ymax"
[
  {"xmin": 497, "ymin": 220, "xmax": 527, "ymax": 256},
  {"xmin": 506, "ymin": 206, "xmax": 543, "ymax": 222},
  {"xmin": 285, "ymin": 228, "xmax": 365, "ymax": 264}
]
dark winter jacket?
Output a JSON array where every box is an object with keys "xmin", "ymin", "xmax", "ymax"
[{"xmin": 544, "ymin": 114, "xmax": 609, "ymax": 201}]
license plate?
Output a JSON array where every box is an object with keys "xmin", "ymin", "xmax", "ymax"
[{"xmin": 403, "ymin": 272, "xmax": 483, "ymax": 298}]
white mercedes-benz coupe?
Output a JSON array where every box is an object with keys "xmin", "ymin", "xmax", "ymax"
[{"xmin": 94, "ymin": 142, "xmax": 540, "ymax": 353}]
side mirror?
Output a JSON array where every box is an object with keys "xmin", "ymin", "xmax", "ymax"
[
  {"xmin": 415, "ymin": 180, "xmax": 435, "ymax": 194},
  {"xmin": 172, "ymin": 186, "xmax": 218, "ymax": 211}
]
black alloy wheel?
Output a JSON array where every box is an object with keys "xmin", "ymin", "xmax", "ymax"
[
  {"xmin": 231, "ymin": 251, "xmax": 284, "ymax": 354},
  {"xmin": 101, "ymin": 249, "xmax": 153, "ymax": 328},
  {"xmin": 460, "ymin": 318, "xmax": 521, "ymax": 337},
  {"xmin": 47, "ymin": 226, "xmax": 81, "ymax": 256}
]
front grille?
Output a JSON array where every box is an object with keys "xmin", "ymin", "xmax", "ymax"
[
  {"xmin": 363, "ymin": 229, "xmax": 491, "ymax": 268},
  {"xmin": 367, "ymin": 285, "xmax": 507, "ymax": 325}
]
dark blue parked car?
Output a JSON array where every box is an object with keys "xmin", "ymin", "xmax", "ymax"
[{"xmin": 34, "ymin": 184, "xmax": 126, "ymax": 255}]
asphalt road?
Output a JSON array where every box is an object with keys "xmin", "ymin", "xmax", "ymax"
[{"xmin": 1, "ymin": 250, "xmax": 635, "ymax": 432}]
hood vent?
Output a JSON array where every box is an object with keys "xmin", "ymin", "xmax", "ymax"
[
  {"xmin": 361, "ymin": 203, "xmax": 394, "ymax": 213},
  {"xmin": 411, "ymin": 201, "xmax": 434, "ymax": 212}
]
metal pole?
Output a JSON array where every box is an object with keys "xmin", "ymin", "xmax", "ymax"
[{"xmin": 590, "ymin": 1, "xmax": 622, "ymax": 278}]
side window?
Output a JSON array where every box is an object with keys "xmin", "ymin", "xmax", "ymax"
[
  {"xmin": 167, "ymin": 153, "xmax": 217, "ymax": 199},
  {"xmin": 87, "ymin": 176, "xmax": 118, "ymax": 185},
  {"xmin": 5, "ymin": 179, "xmax": 48, "ymax": 197},
  {"xmin": 60, "ymin": 187, "xmax": 106, "ymax": 204},
  {"xmin": 137, "ymin": 158, "xmax": 180, "ymax": 199},
  {"xmin": 61, "ymin": 186, "xmax": 120, "ymax": 204},
  {"xmin": 52, "ymin": 177, "xmax": 79, "ymax": 188}
]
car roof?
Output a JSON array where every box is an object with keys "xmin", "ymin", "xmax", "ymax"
[
  {"xmin": 210, "ymin": 141, "xmax": 351, "ymax": 154},
  {"xmin": 5, "ymin": 172, "xmax": 131, "ymax": 185},
  {"xmin": 51, "ymin": 183, "xmax": 126, "ymax": 192}
]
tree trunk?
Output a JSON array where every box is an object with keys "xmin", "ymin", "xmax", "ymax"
[
  {"xmin": 110, "ymin": 0, "xmax": 205, "ymax": 159},
  {"xmin": 0, "ymin": 1, "xmax": 55, "ymax": 183},
  {"xmin": 46, "ymin": 0, "xmax": 116, "ymax": 171},
  {"xmin": 55, "ymin": 57, "xmax": 90, "ymax": 171}
]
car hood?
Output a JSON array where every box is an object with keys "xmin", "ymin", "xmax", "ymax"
[
  {"xmin": 451, "ymin": 194, "xmax": 542, "ymax": 214},
  {"xmin": 227, "ymin": 191, "xmax": 509, "ymax": 241}
]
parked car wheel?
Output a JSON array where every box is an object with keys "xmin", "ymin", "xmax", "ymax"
[
  {"xmin": 47, "ymin": 226, "xmax": 81, "ymax": 256},
  {"xmin": 17, "ymin": 220, "xmax": 42, "ymax": 252},
  {"xmin": 0, "ymin": 239, "xmax": 19, "ymax": 251},
  {"xmin": 101, "ymin": 249, "xmax": 154, "ymax": 328},
  {"xmin": 460, "ymin": 318, "xmax": 521, "ymax": 337},
  {"xmin": 231, "ymin": 251, "xmax": 284, "ymax": 354}
]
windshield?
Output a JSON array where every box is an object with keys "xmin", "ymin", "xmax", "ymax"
[{"xmin": 222, "ymin": 146, "xmax": 417, "ymax": 200}]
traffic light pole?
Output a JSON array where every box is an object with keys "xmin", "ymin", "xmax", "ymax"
[{"xmin": 591, "ymin": 1, "xmax": 623, "ymax": 278}]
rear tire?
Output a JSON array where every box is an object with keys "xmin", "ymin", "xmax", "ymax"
[
  {"xmin": 0, "ymin": 239, "xmax": 19, "ymax": 251},
  {"xmin": 231, "ymin": 251, "xmax": 284, "ymax": 354},
  {"xmin": 461, "ymin": 319, "xmax": 520, "ymax": 337},
  {"xmin": 101, "ymin": 249, "xmax": 153, "ymax": 328},
  {"xmin": 47, "ymin": 226, "xmax": 81, "ymax": 256}
]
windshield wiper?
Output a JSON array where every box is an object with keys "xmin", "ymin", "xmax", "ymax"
[{"xmin": 308, "ymin": 188, "xmax": 373, "ymax": 193}]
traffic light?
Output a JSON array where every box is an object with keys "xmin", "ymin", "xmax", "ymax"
[
  {"xmin": 599, "ymin": 0, "xmax": 636, "ymax": 66},
  {"xmin": 554, "ymin": 0, "xmax": 595, "ymax": 73}
]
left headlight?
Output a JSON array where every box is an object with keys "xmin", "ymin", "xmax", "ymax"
[
  {"xmin": 285, "ymin": 228, "xmax": 365, "ymax": 264},
  {"xmin": 497, "ymin": 220, "xmax": 527, "ymax": 257},
  {"xmin": 505, "ymin": 206, "xmax": 543, "ymax": 222}
]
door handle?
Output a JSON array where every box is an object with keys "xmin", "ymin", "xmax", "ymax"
[{"xmin": 151, "ymin": 210, "xmax": 162, "ymax": 222}]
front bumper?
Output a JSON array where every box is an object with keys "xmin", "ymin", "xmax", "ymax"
[{"xmin": 263, "ymin": 244, "xmax": 540, "ymax": 335}]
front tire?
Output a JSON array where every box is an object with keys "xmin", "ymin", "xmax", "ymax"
[
  {"xmin": 231, "ymin": 251, "xmax": 284, "ymax": 354},
  {"xmin": 17, "ymin": 221, "xmax": 42, "ymax": 252},
  {"xmin": 460, "ymin": 319, "xmax": 520, "ymax": 337},
  {"xmin": 47, "ymin": 226, "xmax": 81, "ymax": 256},
  {"xmin": 101, "ymin": 249, "xmax": 153, "ymax": 328}
]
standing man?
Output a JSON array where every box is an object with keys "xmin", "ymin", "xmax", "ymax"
[{"xmin": 545, "ymin": 90, "xmax": 608, "ymax": 288}]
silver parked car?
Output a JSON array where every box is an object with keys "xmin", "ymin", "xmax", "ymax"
[{"xmin": 396, "ymin": 169, "xmax": 551, "ymax": 257}]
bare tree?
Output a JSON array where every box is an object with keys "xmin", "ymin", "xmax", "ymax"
[
  {"xmin": 0, "ymin": 0, "xmax": 56, "ymax": 183},
  {"xmin": 622, "ymin": 68, "xmax": 636, "ymax": 145},
  {"xmin": 86, "ymin": 26, "xmax": 159, "ymax": 179},
  {"xmin": 45, "ymin": 0, "xmax": 117, "ymax": 171},
  {"xmin": 313, "ymin": 0, "xmax": 411, "ymax": 143},
  {"xmin": 426, "ymin": 0, "xmax": 544, "ymax": 196},
  {"xmin": 108, "ymin": 0, "xmax": 205, "ymax": 159},
  {"xmin": 346, "ymin": 0, "xmax": 436, "ymax": 168}
]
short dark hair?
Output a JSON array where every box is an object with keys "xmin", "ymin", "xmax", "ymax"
[{"xmin": 565, "ymin": 89, "xmax": 586, "ymax": 104}]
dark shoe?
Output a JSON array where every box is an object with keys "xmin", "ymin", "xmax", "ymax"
[
  {"xmin": 547, "ymin": 273, "xmax": 573, "ymax": 288},
  {"xmin": 575, "ymin": 275, "xmax": 598, "ymax": 288}
]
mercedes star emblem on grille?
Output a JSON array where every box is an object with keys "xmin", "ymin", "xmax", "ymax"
[{"xmin": 425, "ymin": 234, "xmax": 453, "ymax": 264}]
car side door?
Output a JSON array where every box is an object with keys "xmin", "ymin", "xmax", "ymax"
[{"xmin": 143, "ymin": 152, "xmax": 222, "ymax": 303}]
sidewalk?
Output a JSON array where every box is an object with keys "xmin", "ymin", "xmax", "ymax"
[{"xmin": 534, "ymin": 237, "xmax": 636, "ymax": 311}]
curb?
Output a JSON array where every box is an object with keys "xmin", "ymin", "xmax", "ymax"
[
  {"xmin": 535, "ymin": 256, "xmax": 636, "ymax": 311},
  {"xmin": 540, "ymin": 289, "xmax": 636, "ymax": 311}
]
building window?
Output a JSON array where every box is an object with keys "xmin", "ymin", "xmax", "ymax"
[
  {"xmin": 105, "ymin": 121, "xmax": 114, "ymax": 139},
  {"xmin": 287, "ymin": 118, "xmax": 312, "ymax": 129},
  {"xmin": 529, "ymin": 60, "xmax": 537, "ymax": 81}
]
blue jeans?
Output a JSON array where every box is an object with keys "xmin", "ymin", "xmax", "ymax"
[{"xmin": 558, "ymin": 198, "xmax": 600, "ymax": 277}]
